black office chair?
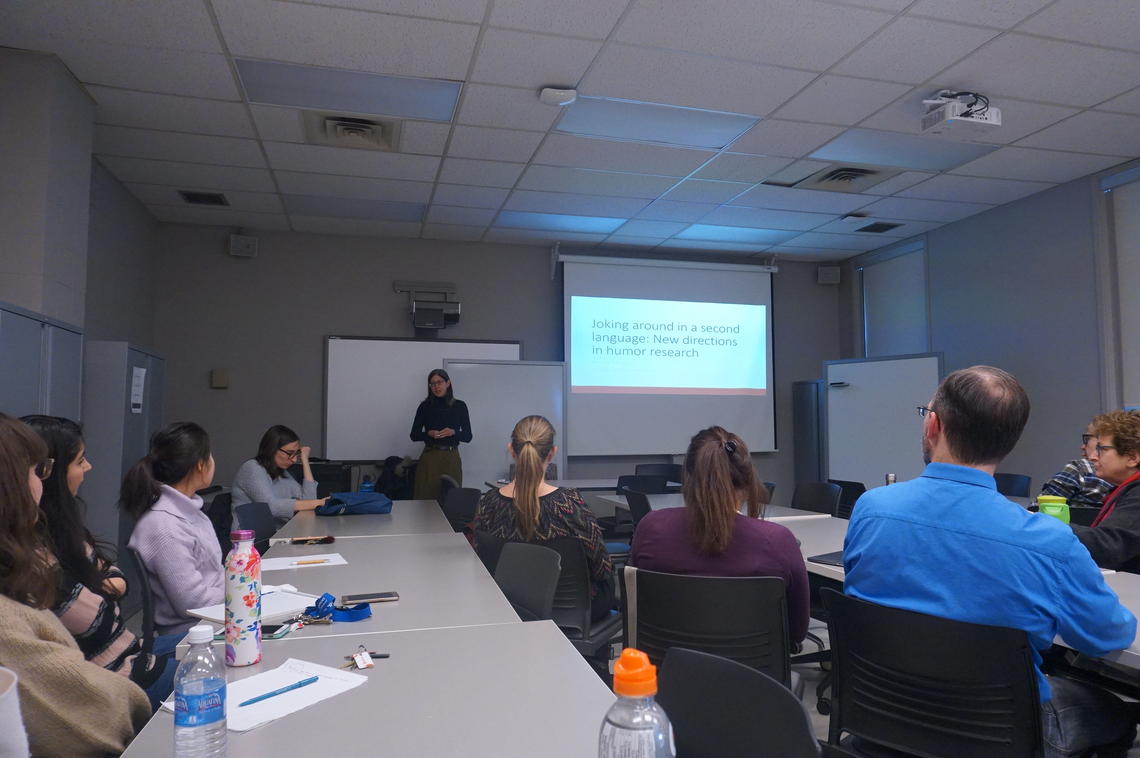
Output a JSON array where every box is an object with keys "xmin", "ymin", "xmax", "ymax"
[
  {"xmin": 621, "ymin": 566, "xmax": 801, "ymax": 696},
  {"xmin": 658, "ymin": 648, "xmax": 858, "ymax": 758},
  {"xmin": 233, "ymin": 501, "xmax": 277, "ymax": 554},
  {"xmin": 623, "ymin": 489, "xmax": 653, "ymax": 528},
  {"xmin": 598, "ymin": 475, "xmax": 671, "ymax": 541},
  {"xmin": 1069, "ymin": 506, "xmax": 1100, "ymax": 526},
  {"xmin": 634, "ymin": 463, "xmax": 682, "ymax": 484},
  {"xmin": 994, "ymin": 473, "xmax": 1032, "ymax": 499},
  {"xmin": 120, "ymin": 546, "xmax": 155, "ymax": 657},
  {"xmin": 441, "ymin": 486, "xmax": 481, "ymax": 534},
  {"xmin": 203, "ymin": 491, "xmax": 234, "ymax": 562},
  {"xmin": 438, "ymin": 474, "xmax": 459, "ymax": 509},
  {"xmin": 493, "ymin": 542, "xmax": 562, "ymax": 621},
  {"xmin": 822, "ymin": 588, "xmax": 1042, "ymax": 757},
  {"xmin": 827, "ymin": 479, "xmax": 867, "ymax": 520},
  {"xmin": 792, "ymin": 482, "xmax": 843, "ymax": 516}
]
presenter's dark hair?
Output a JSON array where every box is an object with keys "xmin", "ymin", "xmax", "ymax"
[
  {"xmin": 256, "ymin": 424, "xmax": 300, "ymax": 480},
  {"xmin": 22, "ymin": 415, "xmax": 113, "ymax": 596},
  {"xmin": 120, "ymin": 422, "xmax": 211, "ymax": 521},
  {"xmin": 424, "ymin": 368, "xmax": 454, "ymax": 405},
  {"xmin": 510, "ymin": 415, "xmax": 555, "ymax": 539},
  {"xmin": 930, "ymin": 366, "xmax": 1029, "ymax": 465},
  {"xmin": 0, "ymin": 413, "xmax": 56, "ymax": 608},
  {"xmin": 683, "ymin": 426, "xmax": 767, "ymax": 554}
]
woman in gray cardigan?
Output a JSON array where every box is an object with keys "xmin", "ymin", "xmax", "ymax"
[{"xmin": 231, "ymin": 425, "xmax": 326, "ymax": 526}]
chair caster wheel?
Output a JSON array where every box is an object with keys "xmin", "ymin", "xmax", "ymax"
[{"xmin": 817, "ymin": 698, "xmax": 832, "ymax": 715}]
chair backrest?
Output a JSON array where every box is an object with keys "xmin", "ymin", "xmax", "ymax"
[
  {"xmin": 634, "ymin": 463, "xmax": 682, "ymax": 483},
  {"xmin": 791, "ymin": 481, "xmax": 842, "ymax": 515},
  {"xmin": 494, "ymin": 542, "xmax": 562, "ymax": 621},
  {"xmin": 120, "ymin": 546, "xmax": 155, "ymax": 657},
  {"xmin": 438, "ymin": 474, "xmax": 459, "ymax": 508},
  {"xmin": 624, "ymin": 489, "xmax": 653, "ymax": 527},
  {"xmin": 203, "ymin": 492, "xmax": 233, "ymax": 562},
  {"xmin": 1069, "ymin": 505, "xmax": 1100, "ymax": 526},
  {"xmin": 233, "ymin": 501, "xmax": 277, "ymax": 554},
  {"xmin": 621, "ymin": 566, "xmax": 793, "ymax": 687},
  {"xmin": 822, "ymin": 589, "xmax": 1041, "ymax": 757},
  {"xmin": 617, "ymin": 474, "xmax": 669, "ymax": 495},
  {"xmin": 658, "ymin": 648, "xmax": 821, "ymax": 758},
  {"xmin": 994, "ymin": 472, "xmax": 1032, "ymax": 498},
  {"xmin": 442, "ymin": 487, "xmax": 481, "ymax": 533},
  {"xmin": 827, "ymin": 479, "xmax": 866, "ymax": 520}
]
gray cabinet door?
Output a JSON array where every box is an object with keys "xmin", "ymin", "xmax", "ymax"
[
  {"xmin": 0, "ymin": 309, "xmax": 44, "ymax": 416},
  {"xmin": 44, "ymin": 324, "xmax": 83, "ymax": 419}
]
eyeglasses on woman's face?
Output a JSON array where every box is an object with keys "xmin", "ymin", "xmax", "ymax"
[
  {"xmin": 34, "ymin": 458, "xmax": 54, "ymax": 480},
  {"xmin": 277, "ymin": 447, "xmax": 302, "ymax": 460},
  {"xmin": 428, "ymin": 379, "xmax": 448, "ymax": 388}
]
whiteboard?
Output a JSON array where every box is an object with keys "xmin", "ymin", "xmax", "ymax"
[
  {"xmin": 443, "ymin": 360, "xmax": 567, "ymax": 487},
  {"xmin": 324, "ymin": 338, "xmax": 520, "ymax": 460},
  {"xmin": 825, "ymin": 354, "xmax": 942, "ymax": 490}
]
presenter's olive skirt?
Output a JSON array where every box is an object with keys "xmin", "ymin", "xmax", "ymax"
[{"xmin": 414, "ymin": 446, "xmax": 462, "ymax": 500}]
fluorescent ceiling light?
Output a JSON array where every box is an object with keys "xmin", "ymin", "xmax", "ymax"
[
  {"xmin": 283, "ymin": 194, "xmax": 425, "ymax": 222},
  {"xmin": 675, "ymin": 224, "xmax": 799, "ymax": 244},
  {"xmin": 810, "ymin": 128, "xmax": 997, "ymax": 172},
  {"xmin": 236, "ymin": 59, "xmax": 460, "ymax": 122},
  {"xmin": 496, "ymin": 211, "xmax": 626, "ymax": 234},
  {"xmin": 556, "ymin": 97, "xmax": 759, "ymax": 150}
]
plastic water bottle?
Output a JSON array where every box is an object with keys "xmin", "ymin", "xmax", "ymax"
[
  {"xmin": 360, "ymin": 475, "xmax": 375, "ymax": 493},
  {"xmin": 599, "ymin": 648, "xmax": 675, "ymax": 758},
  {"xmin": 224, "ymin": 529, "xmax": 262, "ymax": 667},
  {"xmin": 174, "ymin": 624, "xmax": 226, "ymax": 757}
]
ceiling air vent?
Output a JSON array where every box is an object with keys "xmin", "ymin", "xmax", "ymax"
[
  {"xmin": 790, "ymin": 164, "xmax": 900, "ymax": 193},
  {"xmin": 178, "ymin": 191, "xmax": 229, "ymax": 206},
  {"xmin": 301, "ymin": 111, "xmax": 402, "ymax": 151},
  {"xmin": 856, "ymin": 221, "xmax": 903, "ymax": 234}
]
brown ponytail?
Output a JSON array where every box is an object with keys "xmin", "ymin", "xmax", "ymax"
[
  {"xmin": 510, "ymin": 415, "xmax": 555, "ymax": 540},
  {"xmin": 682, "ymin": 426, "xmax": 767, "ymax": 554},
  {"xmin": 120, "ymin": 422, "xmax": 211, "ymax": 521}
]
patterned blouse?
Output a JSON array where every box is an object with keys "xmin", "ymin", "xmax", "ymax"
[{"xmin": 474, "ymin": 487, "xmax": 613, "ymax": 595}]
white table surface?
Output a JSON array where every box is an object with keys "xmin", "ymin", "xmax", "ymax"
[
  {"xmin": 483, "ymin": 478, "xmax": 679, "ymax": 492},
  {"xmin": 257, "ymin": 532, "xmax": 518, "ymax": 638},
  {"xmin": 123, "ymin": 620, "xmax": 614, "ymax": 757},
  {"xmin": 599, "ymin": 491, "xmax": 829, "ymax": 523},
  {"xmin": 272, "ymin": 499, "xmax": 452, "ymax": 539}
]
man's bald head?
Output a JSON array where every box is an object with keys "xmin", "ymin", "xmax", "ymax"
[{"xmin": 929, "ymin": 366, "xmax": 1030, "ymax": 466}]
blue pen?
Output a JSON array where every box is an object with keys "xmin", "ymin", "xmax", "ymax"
[{"xmin": 238, "ymin": 675, "xmax": 319, "ymax": 707}]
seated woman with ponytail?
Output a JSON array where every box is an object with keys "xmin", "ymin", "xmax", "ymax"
[
  {"xmin": 474, "ymin": 415, "xmax": 614, "ymax": 621},
  {"xmin": 631, "ymin": 426, "xmax": 810, "ymax": 643},
  {"xmin": 123, "ymin": 422, "xmax": 224, "ymax": 636}
]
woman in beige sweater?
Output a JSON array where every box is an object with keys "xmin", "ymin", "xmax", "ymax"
[{"xmin": 0, "ymin": 413, "xmax": 149, "ymax": 757}]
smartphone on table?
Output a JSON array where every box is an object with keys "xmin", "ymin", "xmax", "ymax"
[{"xmin": 341, "ymin": 591, "xmax": 400, "ymax": 605}]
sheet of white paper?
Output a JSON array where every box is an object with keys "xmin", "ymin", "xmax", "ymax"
[
  {"xmin": 162, "ymin": 658, "xmax": 367, "ymax": 732},
  {"xmin": 187, "ymin": 589, "xmax": 317, "ymax": 625},
  {"xmin": 260, "ymin": 553, "xmax": 347, "ymax": 571},
  {"xmin": 129, "ymin": 367, "xmax": 146, "ymax": 414}
]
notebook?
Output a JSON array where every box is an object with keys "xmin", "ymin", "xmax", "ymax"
[{"xmin": 806, "ymin": 550, "xmax": 845, "ymax": 567}]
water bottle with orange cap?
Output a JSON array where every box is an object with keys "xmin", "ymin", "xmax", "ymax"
[{"xmin": 599, "ymin": 648, "xmax": 675, "ymax": 758}]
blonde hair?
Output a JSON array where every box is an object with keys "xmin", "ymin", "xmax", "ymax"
[
  {"xmin": 510, "ymin": 415, "xmax": 555, "ymax": 539},
  {"xmin": 682, "ymin": 426, "xmax": 767, "ymax": 554}
]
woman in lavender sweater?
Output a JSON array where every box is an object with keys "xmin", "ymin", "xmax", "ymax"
[
  {"xmin": 123, "ymin": 423, "xmax": 224, "ymax": 636},
  {"xmin": 631, "ymin": 426, "xmax": 810, "ymax": 643}
]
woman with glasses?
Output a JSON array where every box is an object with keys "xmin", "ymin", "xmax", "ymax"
[
  {"xmin": 410, "ymin": 368, "xmax": 472, "ymax": 500},
  {"xmin": 232, "ymin": 424, "xmax": 326, "ymax": 527},
  {"xmin": 0, "ymin": 413, "xmax": 149, "ymax": 756},
  {"xmin": 1071, "ymin": 410, "xmax": 1140, "ymax": 571}
]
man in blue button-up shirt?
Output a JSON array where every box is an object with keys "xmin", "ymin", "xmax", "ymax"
[{"xmin": 845, "ymin": 365, "xmax": 1137, "ymax": 757}]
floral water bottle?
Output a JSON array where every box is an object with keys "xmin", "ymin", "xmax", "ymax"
[{"xmin": 224, "ymin": 529, "xmax": 262, "ymax": 667}]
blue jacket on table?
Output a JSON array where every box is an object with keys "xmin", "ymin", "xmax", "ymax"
[{"xmin": 843, "ymin": 462, "xmax": 1136, "ymax": 702}]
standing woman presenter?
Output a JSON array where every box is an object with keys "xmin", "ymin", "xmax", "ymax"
[{"xmin": 410, "ymin": 369, "xmax": 472, "ymax": 500}]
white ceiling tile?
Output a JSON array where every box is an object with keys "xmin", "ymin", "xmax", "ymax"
[
  {"xmin": 1015, "ymin": 112, "xmax": 1140, "ymax": 157},
  {"xmin": 760, "ymin": 159, "xmax": 834, "ymax": 185},
  {"xmin": 773, "ymin": 76, "xmax": 912, "ymax": 125},
  {"xmin": 603, "ymin": 236, "xmax": 667, "ymax": 248},
  {"xmin": 898, "ymin": 174, "xmax": 1052, "ymax": 204},
  {"xmin": 1098, "ymin": 87, "xmax": 1140, "ymax": 116},
  {"xmin": 819, "ymin": 0, "xmax": 911, "ymax": 9},
  {"xmin": 950, "ymin": 146, "xmax": 1125, "ymax": 183},
  {"xmin": 127, "ymin": 184, "xmax": 283, "ymax": 214},
  {"xmin": 534, "ymin": 133, "xmax": 715, "ymax": 176},
  {"xmin": 290, "ymin": 216, "xmax": 423, "ymax": 238},
  {"xmin": 662, "ymin": 180, "xmax": 751, "ymax": 204},
  {"xmin": 400, "ymin": 122, "xmax": 452, "ymax": 155},
  {"xmin": 810, "ymin": 128, "xmax": 997, "ymax": 171},
  {"xmin": 274, "ymin": 171, "xmax": 434, "ymax": 203},
  {"xmin": 694, "ymin": 154, "xmax": 793, "ymax": 183},
  {"xmin": 858, "ymin": 196, "xmax": 993, "ymax": 221},
  {"xmin": 767, "ymin": 244, "xmax": 860, "ymax": 261},
  {"xmin": 504, "ymin": 190, "xmax": 650, "ymax": 217},
  {"xmin": 700, "ymin": 206, "xmax": 836, "ymax": 230},
  {"xmin": 935, "ymin": 34, "xmax": 1140, "ymax": 107},
  {"xmin": 422, "ymin": 224, "xmax": 488, "ymax": 241},
  {"xmin": 431, "ymin": 184, "xmax": 510, "ymax": 208},
  {"xmin": 484, "ymin": 228, "xmax": 605, "ymax": 245},
  {"xmin": 490, "ymin": 0, "xmax": 626, "ymax": 39},
  {"xmin": 147, "ymin": 205, "xmax": 290, "ymax": 230},
  {"xmin": 780, "ymin": 231, "xmax": 888, "ymax": 251},
  {"xmin": 264, "ymin": 142, "xmax": 440, "ymax": 180},
  {"xmin": 614, "ymin": 220, "xmax": 688, "ymax": 237},
  {"xmin": 300, "ymin": 0, "xmax": 488, "ymax": 24},
  {"xmin": 831, "ymin": 17, "xmax": 998, "ymax": 84},
  {"xmin": 659, "ymin": 240, "xmax": 770, "ymax": 254},
  {"xmin": 580, "ymin": 45, "xmax": 815, "ymax": 117},
  {"xmin": 438, "ymin": 158, "xmax": 526, "ymax": 187},
  {"xmin": 457, "ymin": 85, "xmax": 560, "ymax": 131},
  {"xmin": 213, "ymin": 0, "xmax": 478, "ymax": 79},
  {"xmin": 614, "ymin": 0, "xmax": 893, "ymax": 71},
  {"xmin": 2, "ymin": 0, "xmax": 222, "ymax": 53},
  {"xmin": 634, "ymin": 201, "xmax": 719, "ymax": 222},
  {"xmin": 731, "ymin": 184, "xmax": 876, "ymax": 214},
  {"xmin": 728, "ymin": 120, "xmax": 847, "ymax": 158},
  {"xmin": 470, "ymin": 28, "xmax": 601, "ymax": 89},
  {"xmin": 94, "ymin": 125, "xmax": 265, "ymax": 167},
  {"xmin": 89, "ymin": 86, "xmax": 254, "ymax": 138},
  {"xmin": 810, "ymin": 217, "xmax": 943, "ymax": 236},
  {"xmin": 98, "ymin": 156, "xmax": 276, "ymax": 192},
  {"xmin": 447, "ymin": 126, "xmax": 544, "ymax": 162},
  {"xmin": 284, "ymin": 194, "xmax": 424, "ymax": 222},
  {"xmin": 426, "ymin": 205, "xmax": 498, "ymax": 226},
  {"xmin": 249, "ymin": 105, "xmax": 305, "ymax": 143},
  {"xmin": 1017, "ymin": 0, "xmax": 1140, "ymax": 53},
  {"xmin": 907, "ymin": 0, "xmax": 1050, "ymax": 29},
  {"xmin": 861, "ymin": 171, "xmax": 937, "ymax": 196},
  {"xmin": 56, "ymin": 42, "xmax": 240, "ymax": 99},
  {"xmin": 517, "ymin": 166, "xmax": 678, "ymax": 198}
]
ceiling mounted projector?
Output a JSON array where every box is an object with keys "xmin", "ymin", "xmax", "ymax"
[{"xmin": 921, "ymin": 90, "xmax": 1001, "ymax": 137}]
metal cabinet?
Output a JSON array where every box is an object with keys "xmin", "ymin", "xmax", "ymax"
[{"xmin": 0, "ymin": 303, "xmax": 83, "ymax": 418}]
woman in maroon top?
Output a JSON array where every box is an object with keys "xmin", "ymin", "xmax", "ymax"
[{"xmin": 631, "ymin": 426, "xmax": 810, "ymax": 642}]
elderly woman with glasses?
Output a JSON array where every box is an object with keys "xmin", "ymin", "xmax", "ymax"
[
  {"xmin": 232, "ymin": 425, "xmax": 327, "ymax": 527},
  {"xmin": 1071, "ymin": 410, "xmax": 1140, "ymax": 571}
]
